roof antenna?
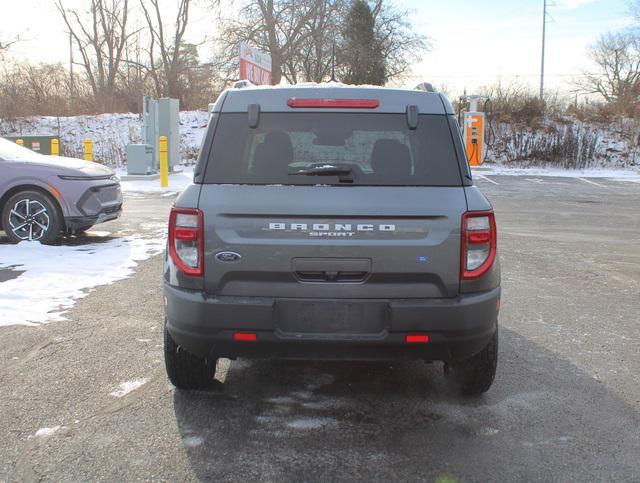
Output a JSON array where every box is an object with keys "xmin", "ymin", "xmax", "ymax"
[{"xmin": 330, "ymin": 43, "xmax": 337, "ymax": 82}]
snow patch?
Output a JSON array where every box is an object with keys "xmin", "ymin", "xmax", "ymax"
[
  {"xmin": 266, "ymin": 396, "xmax": 297, "ymax": 405},
  {"xmin": 118, "ymin": 166, "xmax": 194, "ymax": 194},
  {"xmin": 475, "ymin": 165, "xmax": 640, "ymax": 180},
  {"xmin": 182, "ymin": 435, "xmax": 204, "ymax": 447},
  {"xmin": 0, "ymin": 234, "xmax": 164, "ymax": 326},
  {"xmin": 109, "ymin": 378, "xmax": 148, "ymax": 398},
  {"xmin": 85, "ymin": 230, "xmax": 111, "ymax": 237},
  {"xmin": 34, "ymin": 426, "xmax": 62, "ymax": 438},
  {"xmin": 286, "ymin": 417, "xmax": 335, "ymax": 430},
  {"xmin": 0, "ymin": 111, "xmax": 209, "ymax": 167}
]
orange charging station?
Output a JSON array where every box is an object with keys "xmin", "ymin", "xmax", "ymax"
[
  {"xmin": 463, "ymin": 112, "xmax": 485, "ymax": 166},
  {"xmin": 462, "ymin": 95, "xmax": 486, "ymax": 166}
]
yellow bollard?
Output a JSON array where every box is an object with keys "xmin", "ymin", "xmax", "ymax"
[
  {"xmin": 83, "ymin": 138, "xmax": 93, "ymax": 162},
  {"xmin": 16, "ymin": 139, "xmax": 24, "ymax": 146},
  {"xmin": 51, "ymin": 138, "xmax": 60, "ymax": 156},
  {"xmin": 159, "ymin": 136, "xmax": 169, "ymax": 188}
]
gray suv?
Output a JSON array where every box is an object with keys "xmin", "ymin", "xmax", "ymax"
[{"xmin": 164, "ymin": 84, "xmax": 500, "ymax": 395}]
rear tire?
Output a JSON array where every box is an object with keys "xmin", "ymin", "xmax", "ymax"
[
  {"xmin": 445, "ymin": 327, "xmax": 498, "ymax": 395},
  {"xmin": 164, "ymin": 324, "xmax": 216, "ymax": 389}
]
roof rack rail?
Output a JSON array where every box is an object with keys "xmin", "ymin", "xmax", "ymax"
[
  {"xmin": 233, "ymin": 80, "xmax": 254, "ymax": 89},
  {"xmin": 414, "ymin": 82, "xmax": 436, "ymax": 93}
]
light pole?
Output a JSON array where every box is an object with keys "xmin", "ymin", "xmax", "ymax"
[{"xmin": 540, "ymin": 0, "xmax": 548, "ymax": 103}]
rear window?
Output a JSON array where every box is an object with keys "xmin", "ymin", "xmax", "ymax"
[{"xmin": 203, "ymin": 113, "xmax": 462, "ymax": 186}]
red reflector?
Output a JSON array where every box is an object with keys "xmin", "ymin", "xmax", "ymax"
[
  {"xmin": 233, "ymin": 332, "xmax": 257, "ymax": 341},
  {"xmin": 468, "ymin": 231, "xmax": 491, "ymax": 244},
  {"xmin": 287, "ymin": 98, "xmax": 380, "ymax": 109},
  {"xmin": 174, "ymin": 228, "xmax": 197, "ymax": 241},
  {"xmin": 406, "ymin": 334, "xmax": 430, "ymax": 343}
]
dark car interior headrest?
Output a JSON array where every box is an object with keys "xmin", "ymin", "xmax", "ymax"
[
  {"xmin": 370, "ymin": 139, "xmax": 412, "ymax": 181},
  {"xmin": 252, "ymin": 131, "xmax": 294, "ymax": 177}
]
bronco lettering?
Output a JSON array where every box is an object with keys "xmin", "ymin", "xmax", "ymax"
[{"xmin": 268, "ymin": 222, "xmax": 396, "ymax": 232}]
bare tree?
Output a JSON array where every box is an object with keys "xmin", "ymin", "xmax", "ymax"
[
  {"xmin": 139, "ymin": 0, "xmax": 194, "ymax": 101},
  {"xmin": 577, "ymin": 31, "xmax": 640, "ymax": 106},
  {"xmin": 214, "ymin": 0, "xmax": 428, "ymax": 85},
  {"xmin": 0, "ymin": 34, "xmax": 21, "ymax": 54},
  {"xmin": 0, "ymin": 61, "xmax": 79, "ymax": 118},
  {"xmin": 292, "ymin": 0, "xmax": 345, "ymax": 83},
  {"xmin": 56, "ymin": 0, "xmax": 133, "ymax": 111},
  {"xmin": 214, "ymin": 0, "xmax": 320, "ymax": 84},
  {"xmin": 369, "ymin": 0, "xmax": 429, "ymax": 82}
]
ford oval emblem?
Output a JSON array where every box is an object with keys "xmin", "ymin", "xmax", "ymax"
[{"xmin": 216, "ymin": 251, "xmax": 242, "ymax": 262}]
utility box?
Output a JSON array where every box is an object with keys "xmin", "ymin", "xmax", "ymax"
[
  {"xmin": 129, "ymin": 96, "xmax": 180, "ymax": 175},
  {"xmin": 5, "ymin": 135, "xmax": 60, "ymax": 155},
  {"xmin": 157, "ymin": 98, "xmax": 180, "ymax": 171},
  {"xmin": 126, "ymin": 144, "xmax": 154, "ymax": 175},
  {"xmin": 142, "ymin": 96, "xmax": 158, "ymax": 161}
]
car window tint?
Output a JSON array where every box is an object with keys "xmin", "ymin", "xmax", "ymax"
[{"xmin": 203, "ymin": 113, "xmax": 462, "ymax": 186}]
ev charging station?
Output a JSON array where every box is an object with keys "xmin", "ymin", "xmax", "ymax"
[
  {"xmin": 414, "ymin": 84, "xmax": 492, "ymax": 166},
  {"xmin": 126, "ymin": 96, "xmax": 180, "ymax": 176},
  {"xmin": 462, "ymin": 95, "xmax": 486, "ymax": 167}
]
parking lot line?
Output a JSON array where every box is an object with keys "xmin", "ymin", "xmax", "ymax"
[
  {"xmin": 577, "ymin": 177, "xmax": 607, "ymax": 187},
  {"xmin": 477, "ymin": 175, "xmax": 499, "ymax": 185}
]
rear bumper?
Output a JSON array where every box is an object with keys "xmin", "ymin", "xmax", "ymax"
[{"xmin": 165, "ymin": 284, "xmax": 500, "ymax": 362}]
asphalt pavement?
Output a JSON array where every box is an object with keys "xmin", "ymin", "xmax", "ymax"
[{"xmin": 1, "ymin": 175, "xmax": 639, "ymax": 482}]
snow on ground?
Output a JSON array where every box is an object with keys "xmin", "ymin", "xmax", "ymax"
[
  {"xmin": 0, "ymin": 111, "xmax": 209, "ymax": 167},
  {"xmin": 2, "ymin": 109, "xmax": 639, "ymax": 171},
  {"xmin": 474, "ymin": 165, "xmax": 640, "ymax": 181},
  {"xmin": 109, "ymin": 378, "xmax": 148, "ymax": 398},
  {"xmin": 34, "ymin": 426, "xmax": 63, "ymax": 438},
  {"xmin": 117, "ymin": 164, "xmax": 640, "ymax": 197},
  {"xmin": 117, "ymin": 165, "xmax": 195, "ymax": 194},
  {"xmin": 182, "ymin": 436, "xmax": 205, "ymax": 447},
  {"xmin": 0, "ymin": 231, "xmax": 165, "ymax": 327}
]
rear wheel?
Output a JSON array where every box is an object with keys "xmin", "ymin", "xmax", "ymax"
[
  {"xmin": 445, "ymin": 327, "xmax": 498, "ymax": 395},
  {"xmin": 164, "ymin": 324, "xmax": 216, "ymax": 389},
  {"xmin": 1, "ymin": 190, "xmax": 62, "ymax": 244}
]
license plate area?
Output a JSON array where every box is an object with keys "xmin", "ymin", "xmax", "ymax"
[{"xmin": 276, "ymin": 300, "xmax": 388, "ymax": 336}]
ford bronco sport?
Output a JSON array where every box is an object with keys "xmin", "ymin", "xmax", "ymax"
[{"xmin": 163, "ymin": 84, "xmax": 500, "ymax": 395}]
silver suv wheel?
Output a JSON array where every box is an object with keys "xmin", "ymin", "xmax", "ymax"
[{"xmin": 8, "ymin": 198, "xmax": 51, "ymax": 241}]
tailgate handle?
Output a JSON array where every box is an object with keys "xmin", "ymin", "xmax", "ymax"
[{"xmin": 293, "ymin": 258, "xmax": 371, "ymax": 283}]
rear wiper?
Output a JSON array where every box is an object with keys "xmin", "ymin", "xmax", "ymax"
[{"xmin": 288, "ymin": 165, "xmax": 353, "ymax": 177}]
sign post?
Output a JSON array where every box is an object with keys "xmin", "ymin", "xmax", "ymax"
[{"xmin": 239, "ymin": 42, "xmax": 273, "ymax": 85}]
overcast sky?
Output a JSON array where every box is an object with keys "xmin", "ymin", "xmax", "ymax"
[{"xmin": 1, "ymin": 0, "xmax": 634, "ymax": 97}]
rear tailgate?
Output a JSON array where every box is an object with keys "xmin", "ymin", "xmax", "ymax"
[{"xmin": 199, "ymin": 185, "xmax": 465, "ymax": 299}]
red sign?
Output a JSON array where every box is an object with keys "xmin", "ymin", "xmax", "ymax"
[{"xmin": 239, "ymin": 42, "xmax": 272, "ymax": 85}]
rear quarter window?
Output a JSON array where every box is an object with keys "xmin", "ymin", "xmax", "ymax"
[{"xmin": 203, "ymin": 112, "xmax": 463, "ymax": 186}]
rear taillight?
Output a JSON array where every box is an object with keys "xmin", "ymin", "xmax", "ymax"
[
  {"xmin": 169, "ymin": 208, "xmax": 203, "ymax": 277},
  {"xmin": 461, "ymin": 211, "xmax": 497, "ymax": 280}
]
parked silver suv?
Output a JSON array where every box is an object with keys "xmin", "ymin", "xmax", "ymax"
[
  {"xmin": 0, "ymin": 138, "xmax": 122, "ymax": 243},
  {"xmin": 163, "ymin": 84, "xmax": 500, "ymax": 395}
]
